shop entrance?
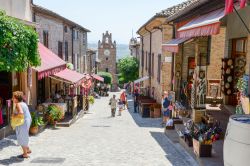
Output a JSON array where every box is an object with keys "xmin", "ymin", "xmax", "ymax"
[
  {"xmin": 0, "ymin": 72, "xmax": 12, "ymax": 128},
  {"xmin": 229, "ymin": 38, "xmax": 247, "ymax": 106},
  {"xmin": 37, "ymin": 78, "xmax": 46, "ymax": 104}
]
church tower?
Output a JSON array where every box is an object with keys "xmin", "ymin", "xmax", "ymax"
[{"xmin": 98, "ymin": 31, "xmax": 118, "ymax": 91}]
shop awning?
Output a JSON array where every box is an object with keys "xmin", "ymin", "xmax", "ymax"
[
  {"xmin": 92, "ymin": 74, "xmax": 104, "ymax": 82},
  {"xmin": 33, "ymin": 43, "xmax": 66, "ymax": 80},
  {"xmin": 162, "ymin": 37, "xmax": 192, "ymax": 53},
  {"xmin": 177, "ymin": 8, "xmax": 225, "ymax": 38},
  {"xmin": 51, "ymin": 68, "xmax": 86, "ymax": 86},
  {"xmin": 134, "ymin": 76, "xmax": 149, "ymax": 84}
]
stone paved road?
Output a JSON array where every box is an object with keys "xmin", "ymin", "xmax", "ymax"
[{"xmin": 0, "ymin": 92, "xmax": 198, "ymax": 166}]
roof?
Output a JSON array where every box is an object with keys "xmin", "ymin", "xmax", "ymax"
[
  {"xmin": 167, "ymin": 0, "xmax": 227, "ymax": 22},
  {"xmin": 156, "ymin": 0, "xmax": 200, "ymax": 17},
  {"xmin": 33, "ymin": 4, "xmax": 91, "ymax": 32},
  {"xmin": 137, "ymin": 0, "xmax": 200, "ymax": 34}
]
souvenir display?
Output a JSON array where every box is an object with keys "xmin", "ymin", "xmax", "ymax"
[{"xmin": 221, "ymin": 58, "xmax": 234, "ymax": 95}]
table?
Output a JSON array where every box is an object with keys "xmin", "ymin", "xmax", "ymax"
[{"xmin": 140, "ymin": 102, "xmax": 156, "ymax": 118}]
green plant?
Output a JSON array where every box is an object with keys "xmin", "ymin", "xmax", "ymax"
[
  {"xmin": 97, "ymin": 72, "xmax": 113, "ymax": 84},
  {"xmin": 31, "ymin": 112, "xmax": 44, "ymax": 127},
  {"xmin": 0, "ymin": 10, "xmax": 40, "ymax": 71},
  {"xmin": 117, "ymin": 56, "xmax": 139, "ymax": 83},
  {"xmin": 66, "ymin": 63, "xmax": 74, "ymax": 70},
  {"xmin": 88, "ymin": 96, "xmax": 95, "ymax": 104},
  {"xmin": 46, "ymin": 104, "xmax": 63, "ymax": 124}
]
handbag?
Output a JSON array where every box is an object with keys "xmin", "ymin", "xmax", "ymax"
[{"xmin": 11, "ymin": 114, "xmax": 24, "ymax": 129}]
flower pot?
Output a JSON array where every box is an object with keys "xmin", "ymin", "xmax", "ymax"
[{"xmin": 29, "ymin": 126, "xmax": 39, "ymax": 135}]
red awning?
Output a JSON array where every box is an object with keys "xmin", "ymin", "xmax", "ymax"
[
  {"xmin": 52, "ymin": 68, "xmax": 85, "ymax": 85},
  {"xmin": 177, "ymin": 8, "xmax": 225, "ymax": 38},
  {"xmin": 33, "ymin": 43, "xmax": 66, "ymax": 80},
  {"xmin": 92, "ymin": 74, "xmax": 104, "ymax": 82},
  {"xmin": 162, "ymin": 37, "xmax": 192, "ymax": 53}
]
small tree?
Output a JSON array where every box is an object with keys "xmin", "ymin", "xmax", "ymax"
[
  {"xmin": 97, "ymin": 72, "xmax": 112, "ymax": 84},
  {"xmin": 118, "ymin": 56, "xmax": 139, "ymax": 83}
]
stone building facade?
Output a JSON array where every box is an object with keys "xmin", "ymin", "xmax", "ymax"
[
  {"xmin": 129, "ymin": 37, "xmax": 140, "ymax": 60},
  {"xmin": 137, "ymin": 1, "xmax": 197, "ymax": 103},
  {"xmin": 86, "ymin": 49, "xmax": 97, "ymax": 74},
  {"xmin": 98, "ymin": 31, "xmax": 118, "ymax": 91},
  {"xmin": 32, "ymin": 5, "xmax": 90, "ymax": 73}
]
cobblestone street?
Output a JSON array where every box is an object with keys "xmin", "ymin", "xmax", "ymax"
[{"xmin": 0, "ymin": 92, "xmax": 198, "ymax": 166}]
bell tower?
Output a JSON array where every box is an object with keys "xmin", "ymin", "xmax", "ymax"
[{"xmin": 98, "ymin": 31, "xmax": 118, "ymax": 91}]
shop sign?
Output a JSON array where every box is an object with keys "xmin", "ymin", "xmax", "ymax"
[{"xmin": 165, "ymin": 56, "xmax": 172, "ymax": 63}]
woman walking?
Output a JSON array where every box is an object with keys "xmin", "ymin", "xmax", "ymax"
[{"xmin": 12, "ymin": 91, "xmax": 32, "ymax": 158}]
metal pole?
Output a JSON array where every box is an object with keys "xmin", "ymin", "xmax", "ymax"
[{"xmin": 233, "ymin": 6, "xmax": 250, "ymax": 34}]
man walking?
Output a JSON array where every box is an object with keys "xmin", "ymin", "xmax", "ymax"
[
  {"xmin": 133, "ymin": 89, "xmax": 139, "ymax": 113},
  {"xmin": 109, "ymin": 95, "xmax": 117, "ymax": 117}
]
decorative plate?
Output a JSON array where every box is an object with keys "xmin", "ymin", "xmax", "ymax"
[
  {"xmin": 227, "ymin": 76, "xmax": 233, "ymax": 82},
  {"xmin": 227, "ymin": 89, "xmax": 231, "ymax": 95},
  {"xmin": 226, "ymin": 68, "xmax": 231, "ymax": 74},
  {"xmin": 225, "ymin": 83, "xmax": 230, "ymax": 89},
  {"xmin": 227, "ymin": 59, "xmax": 233, "ymax": 66}
]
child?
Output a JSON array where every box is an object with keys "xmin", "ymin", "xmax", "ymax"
[{"xmin": 118, "ymin": 99, "xmax": 123, "ymax": 116}]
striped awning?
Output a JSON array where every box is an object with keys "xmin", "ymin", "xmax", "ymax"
[
  {"xmin": 162, "ymin": 37, "xmax": 191, "ymax": 53},
  {"xmin": 33, "ymin": 43, "xmax": 66, "ymax": 80},
  {"xmin": 177, "ymin": 8, "xmax": 225, "ymax": 38}
]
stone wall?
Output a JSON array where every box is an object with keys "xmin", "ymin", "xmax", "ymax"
[
  {"xmin": 0, "ymin": 0, "xmax": 32, "ymax": 21},
  {"xmin": 35, "ymin": 13, "xmax": 64, "ymax": 55}
]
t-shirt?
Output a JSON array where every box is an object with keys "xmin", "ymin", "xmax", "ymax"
[
  {"xmin": 110, "ymin": 98, "xmax": 117, "ymax": 109},
  {"xmin": 163, "ymin": 97, "xmax": 170, "ymax": 109}
]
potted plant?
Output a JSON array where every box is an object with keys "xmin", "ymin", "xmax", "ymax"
[
  {"xmin": 46, "ymin": 104, "xmax": 64, "ymax": 127},
  {"xmin": 29, "ymin": 112, "xmax": 44, "ymax": 135},
  {"xmin": 88, "ymin": 96, "xmax": 95, "ymax": 105}
]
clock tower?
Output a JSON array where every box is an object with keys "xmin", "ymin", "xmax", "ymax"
[{"xmin": 98, "ymin": 31, "xmax": 118, "ymax": 91}]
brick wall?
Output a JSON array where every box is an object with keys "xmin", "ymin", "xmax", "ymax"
[
  {"xmin": 207, "ymin": 28, "xmax": 226, "ymax": 80},
  {"xmin": 162, "ymin": 24, "xmax": 174, "ymax": 94}
]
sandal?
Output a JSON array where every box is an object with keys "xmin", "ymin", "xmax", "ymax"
[
  {"xmin": 27, "ymin": 150, "xmax": 32, "ymax": 154},
  {"xmin": 17, "ymin": 154, "xmax": 29, "ymax": 159}
]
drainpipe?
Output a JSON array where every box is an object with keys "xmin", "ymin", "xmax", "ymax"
[
  {"xmin": 145, "ymin": 27, "xmax": 152, "ymax": 97},
  {"xmin": 169, "ymin": 23, "xmax": 175, "ymax": 91}
]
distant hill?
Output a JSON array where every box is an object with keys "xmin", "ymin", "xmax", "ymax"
[{"xmin": 88, "ymin": 43, "xmax": 130, "ymax": 60}]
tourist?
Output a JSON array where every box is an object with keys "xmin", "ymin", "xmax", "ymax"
[
  {"xmin": 120, "ymin": 90, "xmax": 127, "ymax": 109},
  {"xmin": 109, "ymin": 95, "xmax": 117, "ymax": 117},
  {"xmin": 117, "ymin": 99, "xmax": 123, "ymax": 116},
  {"xmin": 162, "ymin": 91, "xmax": 171, "ymax": 125},
  {"xmin": 133, "ymin": 89, "xmax": 139, "ymax": 113},
  {"xmin": 12, "ymin": 91, "xmax": 32, "ymax": 158}
]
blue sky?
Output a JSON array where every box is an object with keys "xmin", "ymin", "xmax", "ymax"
[{"xmin": 33, "ymin": 0, "xmax": 185, "ymax": 44}]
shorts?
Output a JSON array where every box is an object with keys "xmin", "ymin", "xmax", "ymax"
[{"xmin": 163, "ymin": 110, "xmax": 171, "ymax": 117}]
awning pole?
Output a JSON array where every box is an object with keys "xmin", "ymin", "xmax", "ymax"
[{"xmin": 233, "ymin": 6, "xmax": 250, "ymax": 34}]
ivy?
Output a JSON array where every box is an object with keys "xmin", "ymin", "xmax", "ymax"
[{"xmin": 0, "ymin": 10, "xmax": 40, "ymax": 72}]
